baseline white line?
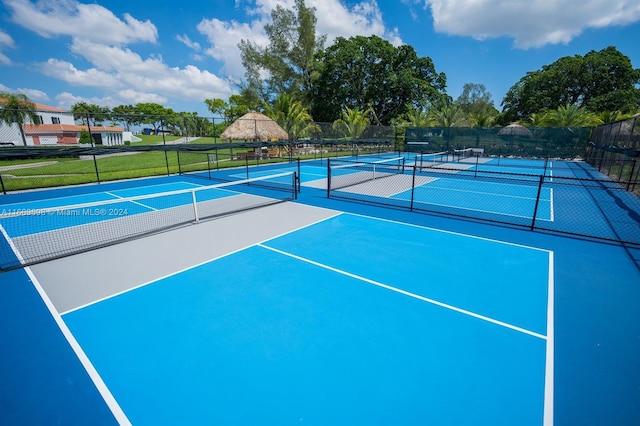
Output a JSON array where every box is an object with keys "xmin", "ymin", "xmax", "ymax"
[
  {"xmin": 258, "ymin": 243, "xmax": 547, "ymax": 340},
  {"xmin": 543, "ymin": 251, "xmax": 555, "ymax": 426},
  {"xmin": 61, "ymin": 209, "xmax": 344, "ymax": 315},
  {"xmin": 24, "ymin": 268, "xmax": 131, "ymax": 426},
  {"xmin": 419, "ymin": 183, "xmax": 544, "ymax": 201}
]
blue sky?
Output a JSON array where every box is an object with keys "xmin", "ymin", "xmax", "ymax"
[{"xmin": 1, "ymin": 0, "xmax": 639, "ymax": 117}]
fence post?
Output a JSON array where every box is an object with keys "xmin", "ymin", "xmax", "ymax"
[
  {"xmin": 530, "ymin": 175, "xmax": 545, "ymax": 230},
  {"xmin": 161, "ymin": 118, "xmax": 170, "ymax": 176},
  {"xmin": 627, "ymin": 159, "xmax": 637, "ymax": 192},
  {"xmin": 410, "ymin": 164, "xmax": 417, "ymax": 211},
  {"xmin": 327, "ymin": 158, "xmax": 332, "ymax": 198}
]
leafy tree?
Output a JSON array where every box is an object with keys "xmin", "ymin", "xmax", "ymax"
[
  {"xmin": 71, "ymin": 102, "xmax": 111, "ymax": 125},
  {"xmin": 204, "ymin": 98, "xmax": 228, "ymax": 118},
  {"xmin": 239, "ymin": 0, "xmax": 325, "ymax": 102},
  {"xmin": 0, "ymin": 92, "xmax": 40, "ymax": 146},
  {"xmin": 111, "ymin": 104, "xmax": 138, "ymax": 131},
  {"xmin": 455, "ymin": 83, "xmax": 498, "ymax": 117},
  {"xmin": 502, "ymin": 46, "xmax": 640, "ymax": 120},
  {"xmin": 78, "ymin": 129, "xmax": 93, "ymax": 144},
  {"xmin": 311, "ymin": 35, "xmax": 446, "ymax": 125},
  {"xmin": 134, "ymin": 103, "xmax": 175, "ymax": 133},
  {"xmin": 332, "ymin": 106, "xmax": 372, "ymax": 139}
]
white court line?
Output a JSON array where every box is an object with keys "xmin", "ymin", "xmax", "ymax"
[
  {"xmin": 24, "ymin": 267, "xmax": 132, "ymax": 426},
  {"xmin": 544, "ymin": 251, "xmax": 555, "ymax": 426},
  {"xmin": 258, "ymin": 243, "xmax": 547, "ymax": 340},
  {"xmin": 417, "ymin": 180, "xmax": 552, "ymax": 202},
  {"xmin": 407, "ymin": 197, "xmax": 553, "ymax": 222},
  {"xmin": 104, "ymin": 191, "xmax": 159, "ymax": 211}
]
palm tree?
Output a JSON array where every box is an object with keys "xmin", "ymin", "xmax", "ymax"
[
  {"xmin": 332, "ymin": 106, "xmax": 372, "ymax": 139},
  {"xmin": 402, "ymin": 107, "xmax": 432, "ymax": 127},
  {"xmin": 264, "ymin": 93, "xmax": 320, "ymax": 157},
  {"xmin": 545, "ymin": 104, "xmax": 597, "ymax": 127},
  {"xmin": 264, "ymin": 93, "xmax": 319, "ymax": 141},
  {"xmin": 0, "ymin": 93, "xmax": 40, "ymax": 146},
  {"xmin": 430, "ymin": 103, "xmax": 467, "ymax": 127}
]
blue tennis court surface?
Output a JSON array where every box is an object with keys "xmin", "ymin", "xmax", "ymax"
[
  {"xmin": 1, "ymin": 157, "xmax": 639, "ymax": 426},
  {"xmin": 61, "ymin": 213, "xmax": 552, "ymax": 425}
]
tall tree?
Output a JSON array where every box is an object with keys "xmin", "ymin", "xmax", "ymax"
[
  {"xmin": 455, "ymin": 83, "xmax": 498, "ymax": 117},
  {"xmin": 238, "ymin": 0, "xmax": 325, "ymax": 103},
  {"xmin": 135, "ymin": 103, "xmax": 175, "ymax": 133},
  {"xmin": 311, "ymin": 35, "xmax": 446, "ymax": 125},
  {"xmin": 111, "ymin": 104, "xmax": 138, "ymax": 131},
  {"xmin": 71, "ymin": 102, "xmax": 111, "ymax": 125},
  {"xmin": 0, "ymin": 93, "xmax": 39, "ymax": 146},
  {"xmin": 502, "ymin": 46, "xmax": 640, "ymax": 120}
]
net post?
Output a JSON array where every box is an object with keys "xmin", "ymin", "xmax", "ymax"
[
  {"xmin": 475, "ymin": 154, "xmax": 479, "ymax": 178},
  {"xmin": 292, "ymin": 172, "xmax": 298, "ymax": 200},
  {"xmin": 530, "ymin": 175, "xmax": 545, "ymax": 230},
  {"xmin": 207, "ymin": 153, "xmax": 212, "ymax": 179},
  {"xmin": 327, "ymin": 158, "xmax": 332, "ymax": 197},
  {"xmin": 410, "ymin": 163, "xmax": 417, "ymax": 211},
  {"xmin": 191, "ymin": 190, "xmax": 200, "ymax": 223},
  {"xmin": 0, "ymin": 174, "xmax": 6, "ymax": 194},
  {"xmin": 245, "ymin": 155, "xmax": 249, "ymax": 180},
  {"xmin": 177, "ymin": 150, "xmax": 182, "ymax": 175},
  {"xmin": 296, "ymin": 158, "xmax": 301, "ymax": 193}
]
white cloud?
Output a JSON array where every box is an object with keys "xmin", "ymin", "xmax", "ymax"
[
  {"xmin": 197, "ymin": 17, "xmax": 269, "ymax": 78},
  {"xmin": 176, "ymin": 34, "xmax": 201, "ymax": 51},
  {"xmin": 5, "ymin": 0, "xmax": 157, "ymax": 45},
  {"xmin": 39, "ymin": 39, "xmax": 234, "ymax": 104},
  {"xmin": 0, "ymin": 30, "xmax": 16, "ymax": 65},
  {"xmin": 16, "ymin": 88, "xmax": 50, "ymax": 102},
  {"xmin": 424, "ymin": 0, "xmax": 640, "ymax": 48},
  {"xmin": 39, "ymin": 59, "xmax": 121, "ymax": 88}
]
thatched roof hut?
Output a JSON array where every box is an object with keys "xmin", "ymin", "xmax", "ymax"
[
  {"xmin": 220, "ymin": 112, "xmax": 288, "ymax": 141},
  {"xmin": 498, "ymin": 123, "xmax": 533, "ymax": 137}
]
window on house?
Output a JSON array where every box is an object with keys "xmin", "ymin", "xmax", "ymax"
[
  {"xmin": 51, "ymin": 117, "xmax": 61, "ymax": 124},
  {"xmin": 37, "ymin": 115, "xmax": 43, "ymax": 124}
]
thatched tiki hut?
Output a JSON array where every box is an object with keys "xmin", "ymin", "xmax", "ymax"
[
  {"xmin": 220, "ymin": 112, "xmax": 288, "ymax": 142},
  {"xmin": 498, "ymin": 123, "xmax": 533, "ymax": 138}
]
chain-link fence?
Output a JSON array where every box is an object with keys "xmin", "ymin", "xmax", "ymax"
[
  {"xmin": 403, "ymin": 126, "xmax": 591, "ymax": 159},
  {"xmin": 327, "ymin": 156, "xmax": 640, "ymax": 246},
  {"xmin": 586, "ymin": 115, "xmax": 639, "ymax": 195}
]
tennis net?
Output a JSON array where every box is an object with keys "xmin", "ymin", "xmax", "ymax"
[
  {"xmin": 453, "ymin": 148, "xmax": 474, "ymax": 161},
  {"xmin": 415, "ymin": 151, "xmax": 449, "ymax": 168},
  {"xmin": 328, "ymin": 157, "xmax": 406, "ymax": 191},
  {"xmin": 0, "ymin": 171, "xmax": 297, "ymax": 271}
]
